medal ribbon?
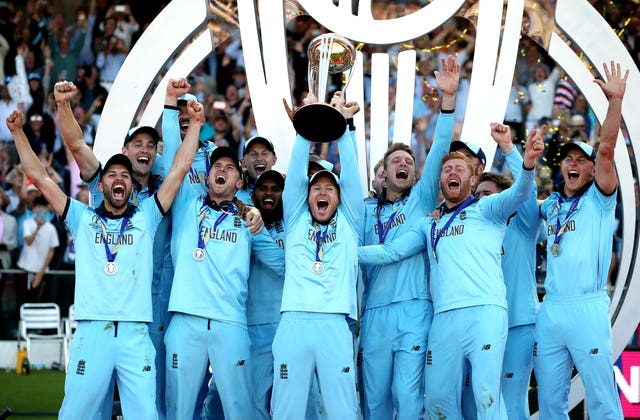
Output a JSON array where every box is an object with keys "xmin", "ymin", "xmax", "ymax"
[
  {"xmin": 430, "ymin": 195, "xmax": 474, "ymax": 260},
  {"xmin": 100, "ymin": 216, "xmax": 129, "ymax": 265},
  {"xmin": 376, "ymin": 201, "xmax": 400, "ymax": 244},
  {"xmin": 553, "ymin": 195, "xmax": 580, "ymax": 248},
  {"xmin": 314, "ymin": 224, "xmax": 329, "ymax": 263},
  {"xmin": 197, "ymin": 199, "xmax": 237, "ymax": 250}
]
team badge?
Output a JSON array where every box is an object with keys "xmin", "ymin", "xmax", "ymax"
[
  {"xmin": 192, "ymin": 248, "xmax": 206, "ymax": 261},
  {"xmin": 104, "ymin": 262, "xmax": 118, "ymax": 276},
  {"xmin": 311, "ymin": 261, "xmax": 325, "ymax": 275}
]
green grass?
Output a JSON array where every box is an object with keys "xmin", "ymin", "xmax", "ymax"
[{"xmin": 0, "ymin": 369, "xmax": 64, "ymax": 419}]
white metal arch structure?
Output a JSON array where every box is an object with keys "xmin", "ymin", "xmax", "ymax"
[{"xmin": 94, "ymin": 0, "xmax": 640, "ymax": 413}]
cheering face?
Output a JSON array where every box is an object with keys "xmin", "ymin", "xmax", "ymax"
[
  {"xmin": 308, "ymin": 178, "xmax": 339, "ymax": 224},
  {"xmin": 385, "ymin": 150, "xmax": 416, "ymax": 194},
  {"xmin": 123, "ymin": 134, "xmax": 157, "ymax": 177},
  {"xmin": 177, "ymin": 103, "xmax": 190, "ymax": 140},
  {"xmin": 561, "ymin": 149, "xmax": 595, "ymax": 196},
  {"xmin": 440, "ymin": 158, "xmax": 476, "ymax": 205},
  {"xmin": 243, "ymin": 143, "xmax": 276, "ymax": 180},
  {"xmin": 99, "ymin": 165, "xmax": 133, "ymax": 210},
  {"xmin": 254, "ymin": 178, "xmax": 283, "ymax": 214},
  {"xmin": 208, "ymin": 157, "xmax": 243, "ymax": 200}
]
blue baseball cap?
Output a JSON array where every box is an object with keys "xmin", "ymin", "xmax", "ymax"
[
  {"xmin": 560, "ymin": 141, "xmax": 596, "ymax": 162},
  {"xmin": 450, "ymin": 140, "xmax": 487, "ymax": 166}
]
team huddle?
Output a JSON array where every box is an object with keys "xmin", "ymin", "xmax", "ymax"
[{"xmin": 5, "ymin": 55, "xmax": 628, "ymax": 420}]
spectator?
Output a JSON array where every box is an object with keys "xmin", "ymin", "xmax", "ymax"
[
  {"xmin": 16, "ymin": 194, "xmax": 59, "ymax": 301},
  {"xmin": 0, "ymin": 187, "xmax": 18, "ymax": 269},
  {"xmin": 49, "ymin": 30, "xmax": 86, "ymax": 90},
  {"xmin": 525, "ymin": 62, "xmax": 561, "ymax": 133},
  {"xmin": 24, "ymin": 109, "xmax": 55, "ymax": 154},
  {"xmin": 104, "ymin": 3, "xmax": 139, "ymax": 49},
  {"xmin": 96, "ymin": 35, "xmax": 127, "ymax": 92}
]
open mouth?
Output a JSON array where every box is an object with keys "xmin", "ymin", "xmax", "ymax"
[
  {"xmin": 215, "ymin": 175, "xmax": 226, "ymax": 185},
  {"xmin": 448, "ymin": 179, "xmax": 460, "ymax": 190},
  {"xmin": 568, "ymin": 170, "xmax": 579, "ymax": 181},
  {"xmin": 179, "ymin": 119, "xmax": 190, "ymax": 132},
  {"xmin": 255, "ymin": 164, "xmax": 266, "ymax": 175},
  {"xmin": 317, "ymin": 199, "xmax": 329, "ymax": 211},
  {"xmin": 137, "ymin": 156, "xmax": 149, "ymax": 165},
  {"xmin": 262, "ymin": 198, "xmax": 275, "ymax": 209},
  {"xmin": 396, "ymin": 170, "xmax": 408, "ymax": 180},
  {"xmin": 113, "ymin": 184, "xmax": 125, "ymax": 199}
]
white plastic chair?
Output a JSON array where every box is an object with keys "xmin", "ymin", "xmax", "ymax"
[
  {"xmin": 18, "ymin": 303, "xmax": 67, "ymax": 368},
  {"xmin": 63, "ymin": 304, "xmax": 77, "ymax": 370}
]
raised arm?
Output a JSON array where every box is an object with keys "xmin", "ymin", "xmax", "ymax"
[
  {"xmin": 331, "ymin": 92, "xmax": 363, "ymax": 221},
  {"xmin": 482, "ymin": 126, "xmax": 546, "ymax": 221},
  {"xmin": 54, "ymin": 81, "xmax": 99, "ymax": 180},
  {"xmin": 593, "ymin": 61, "xmax": 628, "ymax": 195},
  {"xmin": 416, "ymin": 55, "xmax": 458, "ymax": 210},
  {"xmin": 6, "ymin": 110, "xmax": 67, "ymax": 216},
  {"xmin": 156, "ymin": 99, "xmax": 203, "ymax": 213},
  {"xmin": 161, "ymin": 77, "xmax": 190, "ymax": 179}
]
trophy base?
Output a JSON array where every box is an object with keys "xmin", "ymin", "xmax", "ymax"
[{"xmin": 293, "ymin": 103, "xmax": 347, "ymax": 143}]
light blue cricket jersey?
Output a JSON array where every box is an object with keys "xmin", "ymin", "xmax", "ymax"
[
  {"xmin": 281, "ymin": 129, "xmax": 363, "ymax": 321},
  {"xmin": 87, "ymin": 169, "xmax": 171, "ymax": 298},
  {"xmin": 246, "ymin": 220, "xmax": 285, "ymax": 325},
  {"xmin": 63, "ymin": 196, "xmax": 164, "ymax": 322},
  {"xmin": 501, "ymin": 149, "xmax": 541, "ymax": 327},
  {"xmin": 359, "ymin": 167, "xmax": 535, "ymax": 314},
  {"xmin": 360, "ymin": 111, "xmax": 454, "ymax": 311},
  {"xmin": 162, "ymin": 105, "xmax": 217, "ymax": 264},
  {"xmin": 169, "ymin": 180, "xmax": 285, "ymax": 324},
  {"xmin": 236, "ymin": 183, "xmax": 254, "ymax": 205},
  {"xmin": 540, "ymin": 181, "xmax": 616, "ymax": 297}
]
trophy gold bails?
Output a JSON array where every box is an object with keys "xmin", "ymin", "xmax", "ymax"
[{"xmin": 293, "ymin": 33, "xmax": 356, "ymax": 143}]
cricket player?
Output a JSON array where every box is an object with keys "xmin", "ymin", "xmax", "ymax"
[
  {"xmin": 164, "ymin": 144, "xmax": 285, "ymax": 419},
  {"xmin": 359, "ymin": 125, "xmax": 545, "ymax": 419},
  {"xmin": 358, "ymin": 55, "xmax": 459, "ymax": 419},
  {"xmin": 7, "ymin": 97, "xmax": 202, "ymax": 418},
  {"xmin": 535, "ymin": 60, "xmax": 628, "ymax": 419},
  {"xmin": 271, "ymin": 91, "xmax": 362, "ymax": 419}
]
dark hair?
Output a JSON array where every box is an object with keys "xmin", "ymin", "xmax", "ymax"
[
  {"xmin": 33, "ymin": 195, "xmax": 50, "ymax": 208},
  {"xmin": 477, "ymin": 172, "xmax": 513, "ymax": 192}
]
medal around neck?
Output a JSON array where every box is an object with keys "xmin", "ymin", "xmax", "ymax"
[
  {"xmin": 311, "ymin": 261, "xmax": 325, "ymax": 275},
  {"xmin": 193, "ymin": 247, "xmax": 206, "ymax": 261},
  {"xmin": 550, "ymin": 243, "xmax": 560, "ymax": 257},
  {"xmin": 104, "ymin": 261, "xmax": 118, "ymax": 276}
]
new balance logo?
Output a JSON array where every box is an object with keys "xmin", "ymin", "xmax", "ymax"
[
  {"xmin": 172, "ymin": 353, "xmax": 178, "ymax": 369},
  {"xmin": 504, "ymin": 372, "xmax": 513, "ymax": 379},
  {"xmin": 76, "ymin": 360, "xmax": 86, "ymax": 375},
  {"xmin": 236, "ymin": 359, "xmax": 245, "ymax": 366},
  {"xmin": 426, "ymin": 350, "xmax": 432, "ymax": 365},
  {"xmin": 280, "ymin": 363, "xmax": 288, "ymax": 379},
  {"xmin": 411, "ymin": 345, "xmax": 421, "ymax": 351},
  {"xmin": 590, "ymin": 348, "xmax": 599, "ymax": 355},
  {"xmin": 342, "ymin": 367, "xmax": 351, "ymax": 373},
  {"xmin": 143, "ymin": 365, "xmax": 151, "ymax": 372},
  {"xmin": 482, "ymin": 344, "xmax": 491, "ymax": 351}
]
